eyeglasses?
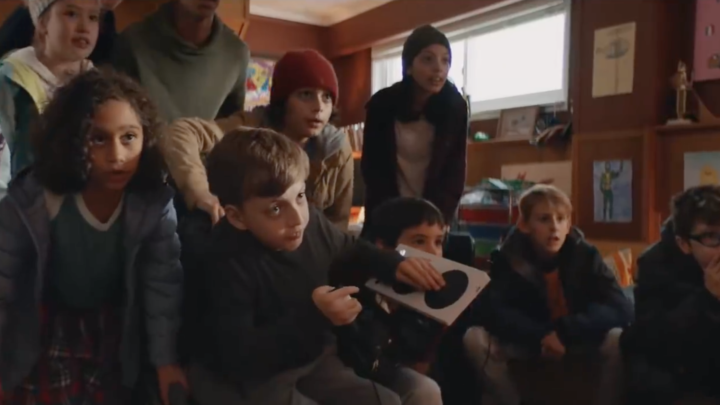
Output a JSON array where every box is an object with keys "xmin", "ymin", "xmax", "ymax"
[{"xmin": 689, "ymin": 231, "xmax": 720, "ymax": 248}]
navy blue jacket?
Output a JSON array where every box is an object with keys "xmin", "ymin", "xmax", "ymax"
[{"xmin": 475, "ymin": 227, "xmax": 633, "ymax": 350}]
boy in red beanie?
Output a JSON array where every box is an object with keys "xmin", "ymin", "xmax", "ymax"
[{"xmin": 160, "ymin": 49, "xmax": 354, "ymax": 230}]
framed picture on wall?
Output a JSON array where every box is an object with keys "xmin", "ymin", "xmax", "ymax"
[
  {"xmin": 245, "ymin": 57, "xmax": 276, "ymax": 111},
  {"xmin": 572, "ymin": 130, "xmax": 650, "ymax": 241},
  {"xmin": 497, "ymin": 106, "xmax": 540, "ymax": 140}
]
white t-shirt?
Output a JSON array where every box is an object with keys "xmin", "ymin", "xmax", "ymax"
[{"xmin": 395, "ymin": 117, "xmax": 435, "ymax": 198}]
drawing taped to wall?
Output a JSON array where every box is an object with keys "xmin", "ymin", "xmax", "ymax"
[
  {"xmin": 593, "ymin": 160, "xmax": 632, "ymax": 223},
  {"xmin": 592, "ymin": 22, "xmax": 636, "ymax": 98},
  {"xmin": 684, "ymin": 151, "xmax": 720, "ymax": 189},
  {"xmin": 245, "ymin": 57, "xmax": 275, "ymax": 111}
]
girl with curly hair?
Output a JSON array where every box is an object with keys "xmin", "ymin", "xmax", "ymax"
[
  {"xmin": 0, "ymin": 68, "xmax": 186, "ymax": 405},
  {"xmin": 0, "ymin": 0, "xmax": 101, "ymax": 199}
]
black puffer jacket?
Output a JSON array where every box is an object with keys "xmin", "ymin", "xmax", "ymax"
[
  {"xmin": 475, "ymin": 227, "xmax": 634, "ymax": 350},
  {"xmin": 621, "ymin": 221, "xmax": 720, "ymax": 376}
]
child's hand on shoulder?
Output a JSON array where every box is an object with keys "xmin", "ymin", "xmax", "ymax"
[
  {"xmin": 312, "ymin": 286, "xmax": 362, "ymax": 326},
  {"xmin": 196, "ymin": 193, "xmax": 225, "ymax": 225},
  {"xmin": 396, "ymin": 258, "xmax": 445, "ymax": 291}
]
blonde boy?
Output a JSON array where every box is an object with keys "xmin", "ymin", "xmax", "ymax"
[{"xmin": 464, "ymin": 185, "xmax": 633, "ymax": 405}]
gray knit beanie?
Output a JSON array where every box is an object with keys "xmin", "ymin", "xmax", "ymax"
[{"xmin": 401, "ymin": 25, "xmax": 452, "ymax": 77}]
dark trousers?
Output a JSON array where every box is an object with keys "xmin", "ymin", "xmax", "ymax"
[{"xmin": 626, "ymin": 355, "xmax": 720, "ymax": 405}]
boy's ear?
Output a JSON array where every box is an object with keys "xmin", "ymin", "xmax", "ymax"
[
  {"xmin": 517, "ymin": 216, "xmax": 530, "ymax": 233},
  {"xmin": 224, "ymin": 205, "xmax": 249, "ymax": 230},
  {"xmin": 675, "ymin": 235, "xmax": 692, "ymax": 255}
]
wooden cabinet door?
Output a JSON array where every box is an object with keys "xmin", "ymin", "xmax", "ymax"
[{"xmin": 694, "ymin": 0, "xmax": 720, "ymax": 81}]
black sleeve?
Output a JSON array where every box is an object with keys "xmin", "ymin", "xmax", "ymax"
[
  {"xmin": 360, "ymin": 102, "xmax": 378, "ymax": 190},
  {"xmin": 204, "ymin": 256, "xmax": 330, "ymax": 381},
  {"xmin": 629, "ymin": 252, "xmax": 720, "ymax": 357},
  {"xmin": 476, "ymin": 252, "xmax": 553, "ymax": 346},
  {"xmin": 555, "ymin": 248, "xmax": 634, "ymax": 345},
  {"xmin": 110, "ymin": 33, "xmax": 140, "ymax": 81},
  {"xmin": 317, "ymin": 209, "xmax": 402, "ymax": 287},
  {"xmin": 89, "ymin": 10, "xmax": 117, "ymax": 66},
  {"xmin": 433, "ymin": 99, "xmax": 468, "ymax": 222},
  {"xmin": 360, "ymin": 98, "xmax": 395, "ymax": 202}
]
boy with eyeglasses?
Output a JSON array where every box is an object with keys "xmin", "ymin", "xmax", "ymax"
[{"xmin": 621, "ymin": 185, "xmax": 720, "ymax": 404}]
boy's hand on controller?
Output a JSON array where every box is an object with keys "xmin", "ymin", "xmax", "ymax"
[
  {"xmin": 312, "ymin": 286, "xmax": 362, "ymax": 326},
  {"xmin": 157, "ymin": 364, "xmax": 189, "ymax": 405},
  {"xmin": 704, "ymin": 253, "xmax": 720, "ymax": 300},
  {"xmin": 541, "ymin": 332, "xmax": 566, "ymax": 360},
  {"xmin": 396, "ymin": 258, "xmax": 445, "ymax": 291}
]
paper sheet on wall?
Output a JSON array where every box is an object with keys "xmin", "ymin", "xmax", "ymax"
[
  {"xmin": 500, "ymin": 161, "xmax": 572, "ymax": 195},
  {"xmin": 592, "ymin": 22, "xmax": 636, "ymax": 98},
  {"xmin": 684, "ymin": 151, "xmax": 720, "ymax": 189}
]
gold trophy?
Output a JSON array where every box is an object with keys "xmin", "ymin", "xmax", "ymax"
[{"xmin": 667, "ymin": 61, "xmax": 693, "ymax": 125}]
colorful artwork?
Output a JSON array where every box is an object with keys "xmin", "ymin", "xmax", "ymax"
[
  {"xmin": 244, "ymin": 57, "xmax": 275, "ymax": 111},
  {"xmin": 593, "ymin": 160, "xmax": 632, "ymax": 223},
  {"xmin": 684, "ymin": 151, "xmax": 720, "ymax": 189}
]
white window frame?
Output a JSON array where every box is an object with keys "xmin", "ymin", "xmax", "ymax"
[{"xmin": 371, "ymin": 0, "xmax": 572, "ymax": 119}]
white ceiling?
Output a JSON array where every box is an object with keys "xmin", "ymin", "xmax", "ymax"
[{"xmin": 250, "ymin": 0, "xmax": 395, "ymax": 26}]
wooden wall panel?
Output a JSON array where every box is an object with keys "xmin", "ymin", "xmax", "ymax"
[
  {"xmin": 326, "ymin": 0, "xmax": 504, "ymax": 58},
  {"xmin": 0, "ymin": 1, "xmax": 22, "ymax": 24},
  {"xmin": 693, "ymin": 0, "xmax": 720, "ymax": 82},
  {"xmin": 573, "ymin": 131, "xmax": 650, "ymax": 241},
  {"xmin": 114, "ymin": 0, "xmax": 165, "ymax": 31},
  {"xmin": 332, "ymin": 49, "xmax": 372, "ymax": 126},
  {"xmin": 655, "ymin": 124, "xmax": 720, "ymax": 221},
  {"xmin": 116, "ymin": 0, "xmax": 250, "ymax": 35},
  {"xmin": 466, "ymin": 140, "xmax": 571, "ymax": 186},
  {"xmin": 245, "ymin": 15, "xmax": 327, "ymax": 58}
]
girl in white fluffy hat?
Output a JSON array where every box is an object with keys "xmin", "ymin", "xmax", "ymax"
[{"xmin": 0, "ymin": 0, "xmax": 100, "ymax": 199}]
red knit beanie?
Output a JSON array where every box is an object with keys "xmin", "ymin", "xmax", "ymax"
[{"xmin": 271, "ymin": 50, "xmax": 339, "ymax": 106}]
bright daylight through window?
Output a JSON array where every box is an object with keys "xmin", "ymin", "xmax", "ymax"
[{"xmin": 371, "ymin": 0, "xmax": 571, "ymax": 116}]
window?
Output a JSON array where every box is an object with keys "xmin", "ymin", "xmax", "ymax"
[{"xmin": 371, "ymin": 0, "xmax": 571, "ymax": 116}]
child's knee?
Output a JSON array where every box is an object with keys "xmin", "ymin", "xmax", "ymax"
[
  {"xmin": 463, "ymin": 326, "xmax": 493, "ymax": 366},
  {"xmin": 391, "ymin": 367, "xmax": 441, "ymax": 405},
  {"xmin": 409, "ymin": 375, "xmax": 442, "ymax": 405},
  {"xmin": 599, "ymin": 327, "xmax": 623, "ymax": 359},
  {"xmin": 375, "ymin": 383, "xmax": 403, "ymax": 405}
]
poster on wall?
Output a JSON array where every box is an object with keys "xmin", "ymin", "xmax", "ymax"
[
  {"xmin": 592, "ymin": 22, "xmax": 636, "ymax": 98},
  {"xmin": 244, "ymin": 57, "xmax": 275, "ymax": 111},
  {"xmin": 593, "ymin": 160, "xmax": 632, "ymax": 223},
  {"xmin": 500, "ymin": 161, "xmax": 573, "ymax": 195},
  {"xmin": 684, "ymin": 151, "xmax": 720, "ymax": 189}
]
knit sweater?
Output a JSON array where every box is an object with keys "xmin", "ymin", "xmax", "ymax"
[{"xmin": 111, "ymin": 1, "xmax": 249, "ymax": 121}]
